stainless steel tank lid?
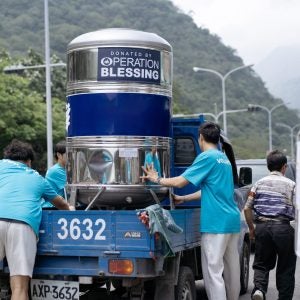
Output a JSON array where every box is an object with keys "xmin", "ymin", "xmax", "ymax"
[{"xmin": 67, "ymin": 28, "xmax": 172, "ymax": 52}]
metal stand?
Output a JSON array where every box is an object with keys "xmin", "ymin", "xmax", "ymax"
[{"xmin": 85, "ymin": 187, "xmax": 106, "ymax": 211}]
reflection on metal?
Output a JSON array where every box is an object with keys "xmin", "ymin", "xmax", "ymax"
[{"xmin": 67, "ymin": 136, "xmax": 171, "ymax": 208}]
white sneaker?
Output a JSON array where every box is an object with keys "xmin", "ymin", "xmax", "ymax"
[{"xmin": 252, "ymin": 290, "xmax": 264, "ymax": 300}]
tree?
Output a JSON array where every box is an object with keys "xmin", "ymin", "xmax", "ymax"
[{"xmin": 0, "ymin": 51, "xmax": 66, "ymax": 172}]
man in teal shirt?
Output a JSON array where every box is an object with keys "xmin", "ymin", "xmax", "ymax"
[
  {"xmin": 42, "ymin": 141, "xmax": 67, "ymax": 208},
  {"xmin": 0, "ymin": 139, "xmax": 72, "ymax": 300},
  {"xmin": 142, "ymin": 122, "xmax": 241, "ymax": 300}
]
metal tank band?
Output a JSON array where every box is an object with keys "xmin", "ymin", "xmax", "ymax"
[
  {"xmin": 67, "ymin": 28, "xmax": 172, "ymax": 97},
  {"xmin": 66, "ymin": 29, "xmax": 173, "ymax": 207},
  {"xmin": 67, "ymin": 51, "xmax": 172, "ymax": 96},
  {"xmin": 66, "ymin": 136, "xmax": 171, "ymax": 208}
]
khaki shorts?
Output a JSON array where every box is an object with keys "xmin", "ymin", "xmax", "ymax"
[{"xmin": 0, "ymin": 220, "xmax": 37, "ymax": 277}]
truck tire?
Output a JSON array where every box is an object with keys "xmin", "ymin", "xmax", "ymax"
[
  {"xmin": 240, "ymin": 240, "xmax": 250, "ymax": 294},
  {"xmin": 111, "ymin": 279, "xmax": 126, "ymax": 296},
  {"xmin": 175, "ymin": 266, "xmax": 196, "ymax": 300}
]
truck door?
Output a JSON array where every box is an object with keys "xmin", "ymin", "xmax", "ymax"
[{"xmin": 171, "ymin": 117, "xmax": 204, "ymax": 206}]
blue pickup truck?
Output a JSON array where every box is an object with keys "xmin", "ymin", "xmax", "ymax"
[
  {"xmin": 0, "ymin": 29, "xmax": 251, "ymax": 300},
  {"xmin": 0, "ymin": 115, "xmax": 251, "ymax": 300}
]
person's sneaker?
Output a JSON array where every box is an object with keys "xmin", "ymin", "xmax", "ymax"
[{"xmin": 252, "ymin": 289, "xmax": 264, "ymax": 300}]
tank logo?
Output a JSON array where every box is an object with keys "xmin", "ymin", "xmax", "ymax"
[
  {"xmin": 66, "ymin": 102, "xmax": 71, "ymax": 132},
  {"xmin": 101, "ymin": 57, "xmax": 113, "ymax": 66},
  {"xmin": 124, "ymin": 231, "xmax": 142, "ymax": 238},
  {"xmin": 98, "ymin": 47, "xmax": 161, "ymax": 84}
]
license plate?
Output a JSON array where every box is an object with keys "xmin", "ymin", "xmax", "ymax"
[{"xmin": 31, "ymin": 279, "xmax": 79, "ymax": 300}]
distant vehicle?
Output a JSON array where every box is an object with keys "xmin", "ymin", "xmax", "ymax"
[
  {"xmin": 285, "ymin": 161, "xmax": 296, "ymax": 182},
  {"xmin": 236, "ymin": 158, "xmax": 296, "ymax": 183},
  {"xmin": 236, "ymin": 159, "xmax": 268, "ymax": 183}
]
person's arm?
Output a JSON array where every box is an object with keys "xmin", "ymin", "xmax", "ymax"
[
  {"xmin": 292, "ymin": 184, "xmax": 296, "ymax": 208},
  {"xmin": 173, "ymin": 191, "xmax": 201, "ymax": 205},
  {"xmin": 141, "ymin": 165, "xmax": 189, "ymax": 188},
  {"xmin": 51, "ymin": 196, "xmax": 74, "ymax": 210},
  {"xmin": 157, "ymin": 176, "xmax": 189, "ymax": 188},
  {"xmin": 244, "ymin": 207, "xmax": 255, "ymax": 240},
  {"xmin": 244, "ymin": 189, "xmax": 256, "ymax": 240}
]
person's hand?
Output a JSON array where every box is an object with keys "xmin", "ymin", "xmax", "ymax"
[
  {"xmin": 172, "ymin": 193, "xmax": 185, "ymax": 205},
  {"xmin": 69, "ymin": 205, "xmax": 76, "ymax": 211},
  {"xmin": 141, "ymin": 163, "xmax": 159, "ymax": 183},
  {"xmin": 249, "ymin": 227, "xmax": 255, "ymax": 241}
]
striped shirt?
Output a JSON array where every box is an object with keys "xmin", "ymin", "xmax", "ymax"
[{"xmin": 245, "ymin": 171, "xmax": 295, "ymax": 221}]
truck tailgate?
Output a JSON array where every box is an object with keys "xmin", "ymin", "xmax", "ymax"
[
  {"xmin": 31, "ymin": 208, "xmax": 201, "ymax": 277},
  {"xmin": 38, "ymin": 208, "xmax": 201, "ymax": 257}
]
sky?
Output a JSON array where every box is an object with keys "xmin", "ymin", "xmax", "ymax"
[{"xmin": 171, "ymin": 0, "xmax": 300, "ymax": 66}]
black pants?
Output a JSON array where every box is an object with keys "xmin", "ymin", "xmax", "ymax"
[{"xmin": 253, "ymin": 222, "xmax": 297, "ymax": 300}]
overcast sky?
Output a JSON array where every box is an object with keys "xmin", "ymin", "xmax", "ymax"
[{"xmin": 171, "ymin": 0, "xmax": 300, "ymax": 65}]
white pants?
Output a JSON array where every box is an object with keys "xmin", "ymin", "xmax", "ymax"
[
  {"xmin": 0, "ymin": 221, "xmax": 37, "ymax": 277},
  {"xmin": 201, "ymin": 233, "xmax": 240, "ymax": 300}
]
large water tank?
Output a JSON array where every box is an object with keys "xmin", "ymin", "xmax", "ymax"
[{"xmin": 66, "ymin": 28, "xmax": 173, "ymax": 208}]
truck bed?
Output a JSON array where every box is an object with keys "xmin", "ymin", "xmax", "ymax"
[{"xmin": 30, "ymin": 208, "xmax": 201, "ymax": 277}]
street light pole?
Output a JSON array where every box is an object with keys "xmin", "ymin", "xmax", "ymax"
[
  {"xmin": 276, "ymin": 123, "xmax": 300, "ymax": 160},
  {"xmin": 44, "ymin": 0, "xmax": 53, "ymax": 169},
  {"xmin": 3, "ymin": 63, "xmax": 66, "ymax": 73},
  {"xmin": 205, "ymin": 109, "xmax": 248, "ymax": 124},
  {"xmin": 193, "ymin": 64, "xmax": 253, "ymax": 135},
  {"xmin": 248, "ymin": 103, "xmax": 286, "ymax": 152}
]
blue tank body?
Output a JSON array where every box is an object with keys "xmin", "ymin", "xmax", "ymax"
[{"xmin": 67, "ymin": 93, "xmax": 171, "ymax": 137}]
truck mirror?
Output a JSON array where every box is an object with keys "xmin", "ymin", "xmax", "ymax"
[{"xmin": 239, "ymin": 167, "xmax": 252, "ymax": 186}]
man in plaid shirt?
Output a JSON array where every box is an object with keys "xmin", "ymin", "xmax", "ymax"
[{"xmin": 244, "ymin": 150, "xmax": 296, "ymax": 300}]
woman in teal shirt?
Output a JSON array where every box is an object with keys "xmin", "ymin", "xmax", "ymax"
[
  {"xmin": 42, "ymin": 141, "xmax": 67, "ymax": 208},
  {"xmin": 142, "ymin": 122, "xmax": 241, "ymax": 300}
]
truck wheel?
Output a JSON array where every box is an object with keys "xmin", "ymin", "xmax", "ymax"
[
  {"xmin": 240, "ymin": 240, "xmax": 250, "ymax": 294},
  {"xmin": 175, "ymin": 266, "xmax": 196, "ymax": 300},
  {"xmin": 111, "ymin": 279, "xmax": 126, "ymax": 296}
]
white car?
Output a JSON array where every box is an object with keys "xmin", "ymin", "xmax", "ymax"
[{"xmin": 236, "ymin": 158, "xmax": 296, "ymax": 182}]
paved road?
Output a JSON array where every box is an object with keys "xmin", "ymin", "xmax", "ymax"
[
  {"xmin": 240, "ymin": 254, "xmax": 300, "ymax": 300},
  {"xmin": 196, "ymin": 254, "xmax": 300, "ymax": 299}
]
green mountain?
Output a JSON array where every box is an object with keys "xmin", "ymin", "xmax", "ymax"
[{"xmin": 0, "ymin": 0, "xmax": 299, "ymax": 161}]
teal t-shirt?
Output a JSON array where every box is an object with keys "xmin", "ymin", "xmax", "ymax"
[
  {"xmin": 46, "ymin": 163, "xmax": 66, "ymax": 197},
  {"xmin": 182, "ymin": 149, "xmax": 240, "ymax": 233},
  {"xmin": 42, "ymin": 163, "xmax": 66, "ymax": 208},
  {"xmin": 0, "ymin": 159, "xmax": 58, "ymax": 236}
]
